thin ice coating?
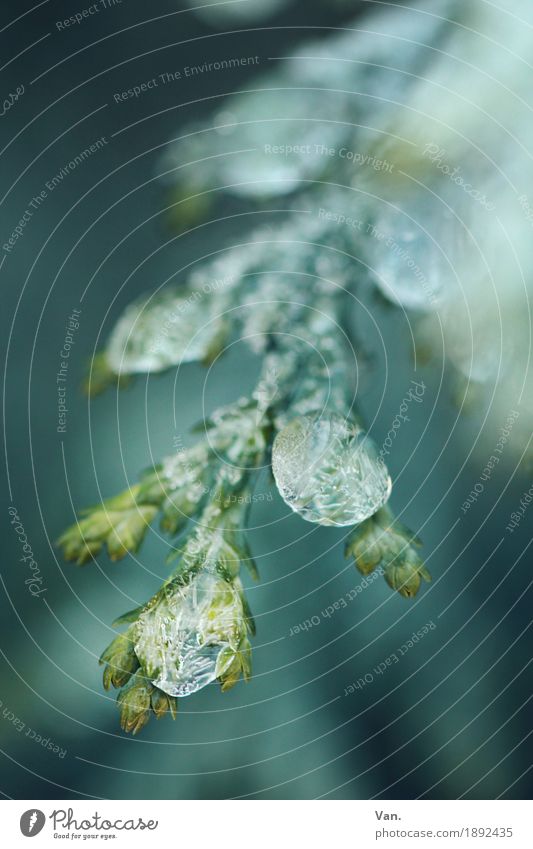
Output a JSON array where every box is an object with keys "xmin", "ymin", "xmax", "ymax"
[
  {"xmin": 106, "ymin": 289, "xmax": 227, "ymax": 374},
  {"xmin": 134, "ymin": 572, "xmax": 243, "ymax": 697},
  {"xmin": 365, "ymin": 198, "xmax": 455, "ymax": 311},
  {"xmin": 272, "ymin": 412, "xmax": 392, "ymax": 526}
]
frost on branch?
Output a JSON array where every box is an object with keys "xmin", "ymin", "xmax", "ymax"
[
  {"xmin": 98, "ymin": 466, "xmax": 258, "ymax": 733},
  {"xmin": 68, "ymin": 4, "xmax": 533, "ymax": 734},
  {"xmin": 64, "ymin": 293, "xmax": 425, "ymax": 732}
]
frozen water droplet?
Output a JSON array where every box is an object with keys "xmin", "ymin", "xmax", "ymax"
[
  {"xmin": 107, "ymin": 289, "xmax": 226, "ymax": 374},
  {"xmin": 272, "ymin": 412, "xmax": 391, "ymax": 526},
  {"xmin": 365, "ymin": 198, "xmax": 460, "ymax": 311},
  {"xmin": 135, "ymin": 572, "xmax": 240, "ymax": 697}
]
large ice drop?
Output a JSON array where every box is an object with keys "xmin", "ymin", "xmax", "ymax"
[{"xmin": 272, "ymin": 412, "xmax": 392, "ymax": 526}]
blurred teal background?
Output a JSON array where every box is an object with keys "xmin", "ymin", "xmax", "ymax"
[{"xmin": 1, "ymin": 0, "xmax": 531, "ymax": 799}]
